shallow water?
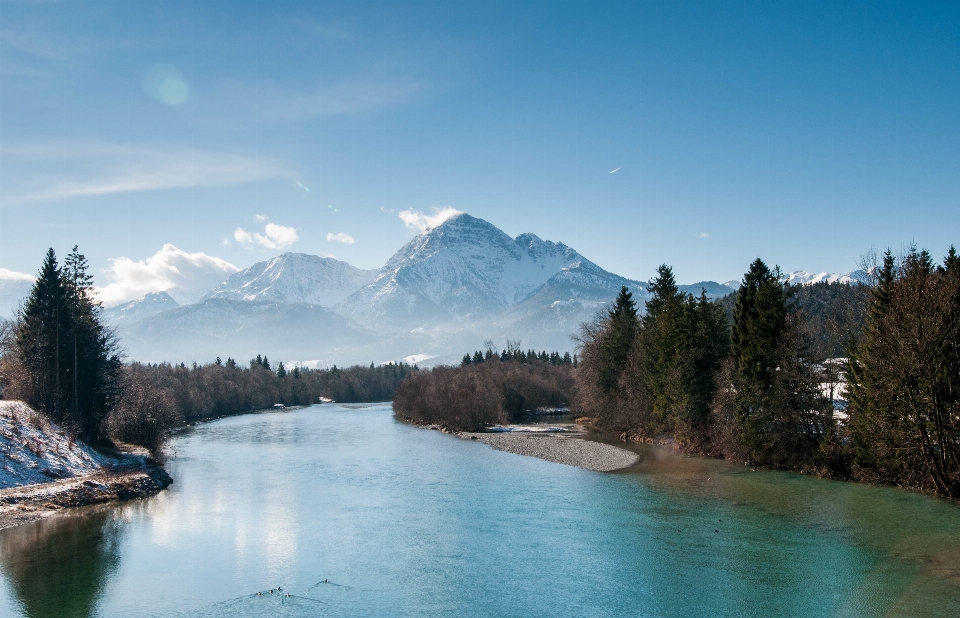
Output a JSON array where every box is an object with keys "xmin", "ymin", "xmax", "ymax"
[{"xmin": 1, "ymin": 403, "xmax": 959, "ymax": 617}]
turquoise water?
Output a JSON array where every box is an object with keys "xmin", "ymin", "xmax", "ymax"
[{"xmin": 2, "ymin": 403, "xmax": 960, "ymax": 617}]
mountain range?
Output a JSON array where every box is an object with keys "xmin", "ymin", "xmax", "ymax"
[{"xmin": 2, "ymin": 214, "xmax": 867, "ymax": 367}]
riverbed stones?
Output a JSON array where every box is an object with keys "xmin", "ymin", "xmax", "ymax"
[{"xmin": 458, "ymin": 430, "xmax": 639, "ymax": 472}]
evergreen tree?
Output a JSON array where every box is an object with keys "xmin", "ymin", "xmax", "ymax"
[
  {"xmin": 462, "ymin": 354, "xmax": 472, "ymax": 366},
  {"xmin": 12, "ymin": 247, "xmax": 120, "ymax": 441},
  {"xmin": 730, "ymin": 259, "xmax": 826, "ymax": 467},
  {"xmin": 276, "ymin": 362, "xmax": 287, "ymax": 378},
  {"xmin": 15, "ymin": 249, "xmax": 73, "ymax": 423},
  {"xmin": 597, "ymin": 286, "xmax": 639, "ymax": 394}
]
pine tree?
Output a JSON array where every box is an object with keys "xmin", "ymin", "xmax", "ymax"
[
  {"xmin": 15, "ymin": 249, "xmax": 73, "ymax": 423},
  {"xmin": 13, "ymin": 247, "xmax": 120, "ymax": 441},
  {"xmin": 276, "ymin": 362, "xmax": 287, "ymax": 378},
  {"xmin": 730, "ymin": 258, "xmax": 826, "ymax": 467},
  {"xmin": 598, "ymin": 286, "xmax": 639, "ymax": 394}
]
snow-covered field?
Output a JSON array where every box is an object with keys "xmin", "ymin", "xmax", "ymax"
[{"xmin": 0, "ymin": 401, "xmax": 114, "ymax": 489}]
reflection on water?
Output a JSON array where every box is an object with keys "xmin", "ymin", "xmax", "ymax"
[
  {"xmin": 0, "ymin": 507, "xmax": 121, "ymax": 618},
  {"xmin": 1, "ymin": 404, "xmax": 959, "ymax": 617}
]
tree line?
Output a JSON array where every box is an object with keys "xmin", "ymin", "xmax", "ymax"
[
  {"xmin": 578, "ymin": 247, "xmax": 959, "ymax": 497},
  {"xmin": 394, "ymin": 349, "xmax": 575, "ymax": 431}
]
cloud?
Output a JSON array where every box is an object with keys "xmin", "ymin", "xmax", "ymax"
[
  {"xmin": 398, "ymin": 207, "xmax": 463, "ymax": 232},
  {"xmin": 255, "ymin": 214, "xmax": 268, "ymax": 221},
  {"xmin": 326, "ymin": 232, "xmax": 355, "ymax": 245},
  {"xmin": 0, "ymin": 142, "xmax": 292, "ymax": 204},
  {"xmin": 234, "ymin": 223, "xmax": 299, "ymax": 250},
  {"xmin": 95, "ymin": 244, "xmax": 239, "ymax": 306},
  {"xmin": 0, "ymin": 268, "xmax": 34, "ymax": 282},
  {"xmin": 259, "ymin": 77, "xmax": 425, "ymax": 121},
  {"xmin": 699, "ymin": 232, "xmax": 711, "ymax": 238}
]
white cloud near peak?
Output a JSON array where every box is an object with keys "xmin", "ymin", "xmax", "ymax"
[
  {"xmin": 326, "ymin": 232, "xmax": 355, "ymax": 244},
  {"xmin": 95, "ymin": 244, "xmax": 238, "ymax": 306},
  {"xmin": 398, "ymin": 207, "xmax": 463, "ymax": 232},
  {"xmin": 234, "ymin": 223, "xmax": 299, "ymax": 250},
  {"xmin": 0, "ymin": 268, "xmax": 35, "ymax": 282}
]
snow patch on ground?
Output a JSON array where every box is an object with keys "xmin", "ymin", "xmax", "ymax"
[{"xmin": 0, "ymin": 401, "xmax": 115, "ymax": 489}]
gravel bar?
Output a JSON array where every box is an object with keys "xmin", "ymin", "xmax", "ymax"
[{"xmin": 458, "ymin": 430, "xmax": 639, "ymax": 472}]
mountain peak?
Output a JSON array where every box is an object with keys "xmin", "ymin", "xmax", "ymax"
[
  {"xmin": 341, "ymin": 213, "xmax": 632, "ymax": 326},
  {"xmin": 203, "ymin": 253, "xmax": 376, "ymax": 306}
]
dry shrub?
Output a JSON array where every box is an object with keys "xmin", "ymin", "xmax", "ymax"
[
  {"xmin": 105, "ymin": 371, "xmax": 182, "ymax": 453},
  {"xmin": 394, "ymin": 366, "xmax": 504, "ymax": 431}
]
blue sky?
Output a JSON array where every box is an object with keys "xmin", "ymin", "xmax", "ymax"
[{"xmin": 1, "ymin": 0, "xmax": 958, "ymax": 302}]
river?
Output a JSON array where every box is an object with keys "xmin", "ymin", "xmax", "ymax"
[{"xmin": 1, "ymin": 403, "xmax": 959, "ymax": 617}]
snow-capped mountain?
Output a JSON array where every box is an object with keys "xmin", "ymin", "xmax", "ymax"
[
  {"xmin": 679, "ymin": 281, "xmax": 738, "ymax": 298},
  {"xmin": 338, "ymin": 213, "xmax": 644, "ymax": 327},
  {"xmin": 784, "ymin": 270, "xmax": 869, "ymax": 286},
  {"xmin": 101, "ymin": 291, "xmax": 180, "ymax": 325},
  {"xmin": 202, "ymin": 253, "xmax": 377, "ymax": 307}
]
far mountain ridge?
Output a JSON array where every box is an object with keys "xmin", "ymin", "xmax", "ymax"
[{"xmin": 202, "ymin": 253, "xmax": 377, "ymax": 307}]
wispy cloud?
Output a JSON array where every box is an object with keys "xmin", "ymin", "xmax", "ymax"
[
  {"xmin": 95, "ymin": 244, "xmax": 238, "ymax": 306},
  {"xmin": 255, "ymin": 214, "xmax": 268, "ymax": 221},
  {"xmin": 0, "ymin": 142, "xmax": 292, "ymax": 205},
  {"xmin": 258, "ymin": 77, "xmax": 425, "ymax": 121},
  {"xmin": 234, "ymin": 223, "xmax": 299, "ymax": 250},
  {"xmin": 399, "ymin": 207, "xmax": 463, "ymax": 232},
  {"xmin": 699, "ymin": 232, "xmax": 711, "ymax": 238},
  {"xmin": 326, "ymin": 232, "xmax": 355, "ymax": 244}
]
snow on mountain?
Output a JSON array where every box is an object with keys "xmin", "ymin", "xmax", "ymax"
[
  {"xmin": 101, "ymin": 291, "xmax": 180, "ymax": 325},
  {"xmin": 784, "ymin": 270, "xmax": 866, "ymax": 286},
  {"xmin": 679, "ymin": 281, "xmax": 738, "ymax": 298},
  {"xmin": 202, "ymin": 253, "xmax": 376, "ymax": 307},
  {"xmin": 0, "ymin": 269, "xmax": 34, "ymax": 318},
  {"xmin": 339, "ymin": 213, "xmax": 639, "ymax": 327}
]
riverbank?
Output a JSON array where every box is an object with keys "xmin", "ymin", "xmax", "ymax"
[
  {"xmin": 0, "ymin": 462, "xmax": 172, "ymax": 530},
  {"xmin": 0, "ymin": 400, "xmax": 173, "ymax": 530},
  {"xmin": 408, "ymin": 420, "xmax": 640, "ymax": 472}
]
